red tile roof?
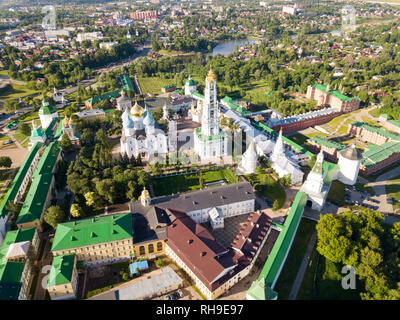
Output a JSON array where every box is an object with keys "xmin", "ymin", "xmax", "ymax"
[{"xmin": 165, "ymin": 208, "xmax": 236, "ymax": 291}]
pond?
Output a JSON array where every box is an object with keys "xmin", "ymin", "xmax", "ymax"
[{"xmin": 211, "ymin": 39, "xmax": 256, "ymax": 56}]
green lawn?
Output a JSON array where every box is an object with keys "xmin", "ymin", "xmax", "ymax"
[
  {"xmin": 274, "ymin": 218, "xmax": 317, "ymax": 300},
  {"xmin": 137, "ymin": 77, "xmax": 177, "ymax": 95},
  {"xmin": 151, "ymin": 168, "xmax": 237, "ymax": 197},
  {"xmin": 0, "ymin": 83, "xmax": 39, "ymax": 102},
  {"xmin": 297, "ymin": 246, "xmax": 363, "ymax": 300},
  {"xmin": 327, "ymin": 180, "xmax": 346, "ymax": 206},
  {"xmin": 245, "ymin": 168, "xmax": 286, "ymax": 208},
  {"xmin": 386, "ymin": 182, "xmax": 400, "ymax": 212},
  {"xmin": 368, "ymin": 108, "xmax": 381, "ymax": 118},
  {"xmin": 355, "ymin": 182, "xmax": 375, "ymax": 195}
]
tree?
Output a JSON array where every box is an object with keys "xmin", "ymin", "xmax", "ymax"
[
  {"xmin": 5, "ymin": 200, "xmax": 20, "ymax": 219},
  {"xmin": 44, "ymin": 206, "xmax": 65, "ymax": 230},
  {"xmin": 84, "ymin": 191, "xmax": 103, "ymax": 208},
  {"xmin": 70, "ymin": 204, "xmax": 84, "ymax": 218},
  {"xmin": 308, "ymin": 154, "xmax": 317, "ymax": 169},
  {"xmin": 0, "ymin": 156, "xmax": 12, "ymax": 168},
  {"xmin": 272, "ymin": 200, "xmax": 280, "ymax": 211},
  {"xmin": 19, "ymin": 123, "xmax": 31, "ymax": 136},
  {"xmin": 60, "ymin": 133, "xmax": 74, "ymax": 153}
]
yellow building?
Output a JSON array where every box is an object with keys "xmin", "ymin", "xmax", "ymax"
[
  {"xmin": 47, "ymin": 254, "xmax": 78, "ymax": 300},
  {"xmin": 51, "ymin": 213, "xmax": 134, "ymax": 266}
]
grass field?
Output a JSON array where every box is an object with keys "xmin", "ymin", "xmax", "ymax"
[
  {"xmin": 289, "ymin": 131, "xmax": 328, "ymax": 147},
  {"xmin": 151, "ymin": 168, "xmax": 237, "ymax": 197},
  {"xmin": 327, "ymin": 180, "xmax": 346, "ymax": 206},
  {"xmin": 0, "ymin": 83, "xmax": 39, "ymax": 103},
  {"xmin": 137, "ymin": 77, "xmax": 177, "ymax": 95},
  {"xmin": 386, "ymin": 182, "xmax": 400, "ymax": 211},
  {"xmin": 274, "ymin": 218, "xmax": 317, "ymax": 300},
  {"xmin": 297, "ymin": 247, "xmax": 363, "ymax": 300},
  {"xmin": 368, "ymin": 108, "xmax": 381, "ymax": 118},
  {"xmin": 245, "ymin": 168, "xmax": 286, "ymax": 208},
  {"xmin": 355, "ymin": 182, "xmax": 375, "ymax": 195}
]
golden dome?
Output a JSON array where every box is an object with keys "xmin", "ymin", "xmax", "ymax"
[
  {"xmin": 206, "ymin": 68, "xmax": 216, "ymax": 82},
  {"xmin": 62, "ymin": 117, "xmax": 69, "ymax": 127},
  {"xmin": 68, "ymin": 118, "xmax": 74, "ymax": 127},
  {"xmin": 130, "ymin": 100, "xmax": 144, "ymax": 118},
  {"xmin": 141, "ymin": 187, "xmax": 150, "ymax": 198}
]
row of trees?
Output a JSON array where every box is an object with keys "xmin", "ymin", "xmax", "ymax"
[{"xmin": 316, "ymin": 210, "xmax": 400, "ymax": 299}]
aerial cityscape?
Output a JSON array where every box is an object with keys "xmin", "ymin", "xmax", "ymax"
[{"xmin": 1, "ymin": 0, "xmax": 400, "ymax": 305}]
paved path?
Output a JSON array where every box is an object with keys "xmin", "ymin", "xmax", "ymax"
[
  {"xmin": 6, "ymin": 131, "xmax": 24, "ymax": 150},
  {"xmin": 288, "ymin": 231, "xmax": 317, "ymax": 300}
]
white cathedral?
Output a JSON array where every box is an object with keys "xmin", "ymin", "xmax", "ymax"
[
  {"xmin": 270, "ymin": 129, "xmax": 304, "ymax": 185},
  {"xmin": 119, "ymin": 91, "xmax": 176, "ymax": 160},
  {"xmin": 193, "ymin": 69, "xmax": 229, "ymax": 162}
]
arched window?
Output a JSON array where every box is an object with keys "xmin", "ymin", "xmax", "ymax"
[
  {"xmin": 148, "ymin": 243, "xmax": 154, "ymax": 254},
  {"xmin": 139, "ymin": 246, "xmax": 145, "ymax": 256},
  {"xmin": 157, "ymin": 242, "xmax": 163, "ymax": 251}
]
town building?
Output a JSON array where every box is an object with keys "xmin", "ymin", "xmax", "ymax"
[
  {"xmin": 75, "ymin": 109, "xmax": 106, "ymax": 121},
  {"xmin": 307, "ymin": 136, "xmax": 346, "ymax": 163},
  {"xmin": 47, "ymin": 254, "xmax": 78, "ymax": 300},
  {"xmin": 348, "ymin": 121, "xmax": 400, "ymax": 145},
  {"xmin": 130, "ymin": 182, "xmax": 256, "ymax": 225},
  {"xmin": 306, "ymin": 84, "xmax": 360, "ymax": 112},
  {"xmin": 16, "ymin": 142, "xmax": 61, "ymax": 231},
  {"xmin": 51, "ymin": 213, "xmax": 134, "ymax": 266},
  {"xmin": 0, "ymin": 227, "xmax": 40, "ymax": 300}
]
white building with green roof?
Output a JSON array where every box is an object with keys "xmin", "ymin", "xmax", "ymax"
[
  {"xmin": 28, "ymin": 121, "xmax": 47, "ymax": 151},
  {"xmin": 39, "ymin": 98, "xmax": 58, "ymax": 129},
  {"xmin": 184, "ymin": 75, "xmax": 196, "ymax": 95}
]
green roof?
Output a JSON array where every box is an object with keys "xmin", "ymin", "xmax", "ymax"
[
  {"xmin": 246, "ymin": 278, "xmax": 278, "ymax": 300},
  {"xmin": 39, "ymin": 103, "xmax": 56, "ymax": 116},
  {"xmin": 312, "ymin": 84, "xmax": 359, "ymax": 102},
  {"xmin": 0, "ymin": 282, "xmax": 22, "ymax": 300},
  {"xmin": 44, "ymin": 117, "xmax": 59, "ymax": 138},
  {"xmin": 362, "ymin": 142, "xmax": 400, "ymax": 168},
  {"xmin": 192, "ymin": 92, "xmax": 205, "ymax": 99},
  {"xmin": 5, "ymin": 120, "xmax": 19, "ymax": 129},
  {"xmin": 16, "ymin": 173, "xmax": 54, "ymax": 225},
  {"xmin": 0, "ymin": 143, "xmax": 43, "ymax": 218},
  {"xmin": 54, "ymin": 120, "xmax": 64, "ymax": 140},
  {"xmin": 32, "ymin": 142, "xmax": 60, "ymax": 178},
  {"xmin": 252, "ymin": 121, "xmax": 314, "ymax": 158},
  {"xmin": 120, "ymin": 74, "xmax": 134, "ymax": 92},
  {"xmin": 47, "ymin": 254, "xmax": 76, "ymax": 287},
  {"xmin": 30, "ymin": 126, "xmax": 45, "ymax": 139},
  {"xmin": 85, "ymin": 90, "xmax": 120, "ymax": 105},
  {"xmin": 51, "ymin": 213, "xmax": 133, "ymax": 252},
  {"xmin": 0, "ymin": 228, "xmax": 35, "ymax": 283},
  {"xmin": 221, "ymin": 96, "xmax": 251, "ymax": 116},
  {"xmin": 380, "ymin": 114, "xmax": 391, "ymax": 120},
  {"xmin": 308, "ymin": 136, "xmax": 346, "ymax": 151},
  {"xmin": 350, "ymin": 121, "xmax": 400, "ymax": 142},
  {"xmin": 257, "ymin": 191, "xmax": 308, "ymax": 288},
  {"xmin": 162, "ymin": 84, "xmax": 176, "ymax": 89},
  {"xmin": 195, "ymin": 128, "xmax": 225, "ymax": 142}
]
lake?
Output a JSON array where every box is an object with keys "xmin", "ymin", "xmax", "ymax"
[{"xmin": 212, "ymin": 39, "xmax": 256, "ymax": 56}]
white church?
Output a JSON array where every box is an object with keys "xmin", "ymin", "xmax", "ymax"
[
  {"xmin": 119, "ymin": 92, "xmax": 177, "ymax": 160},
  {"xmin": 193, "ymin": 69, "xmax": 229, "ymax": 162},
  {"xmin": 301, "ymin": 144, "xmax": 362, "ymax": 210},
  {"xmin": 269, "ymin": 129, "xmax": 304, "ymax": 186}
]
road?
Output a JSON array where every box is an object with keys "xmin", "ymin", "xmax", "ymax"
[{"xmin": 288, "ymin": 231, "xmax": 317, "ymax": 300}]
